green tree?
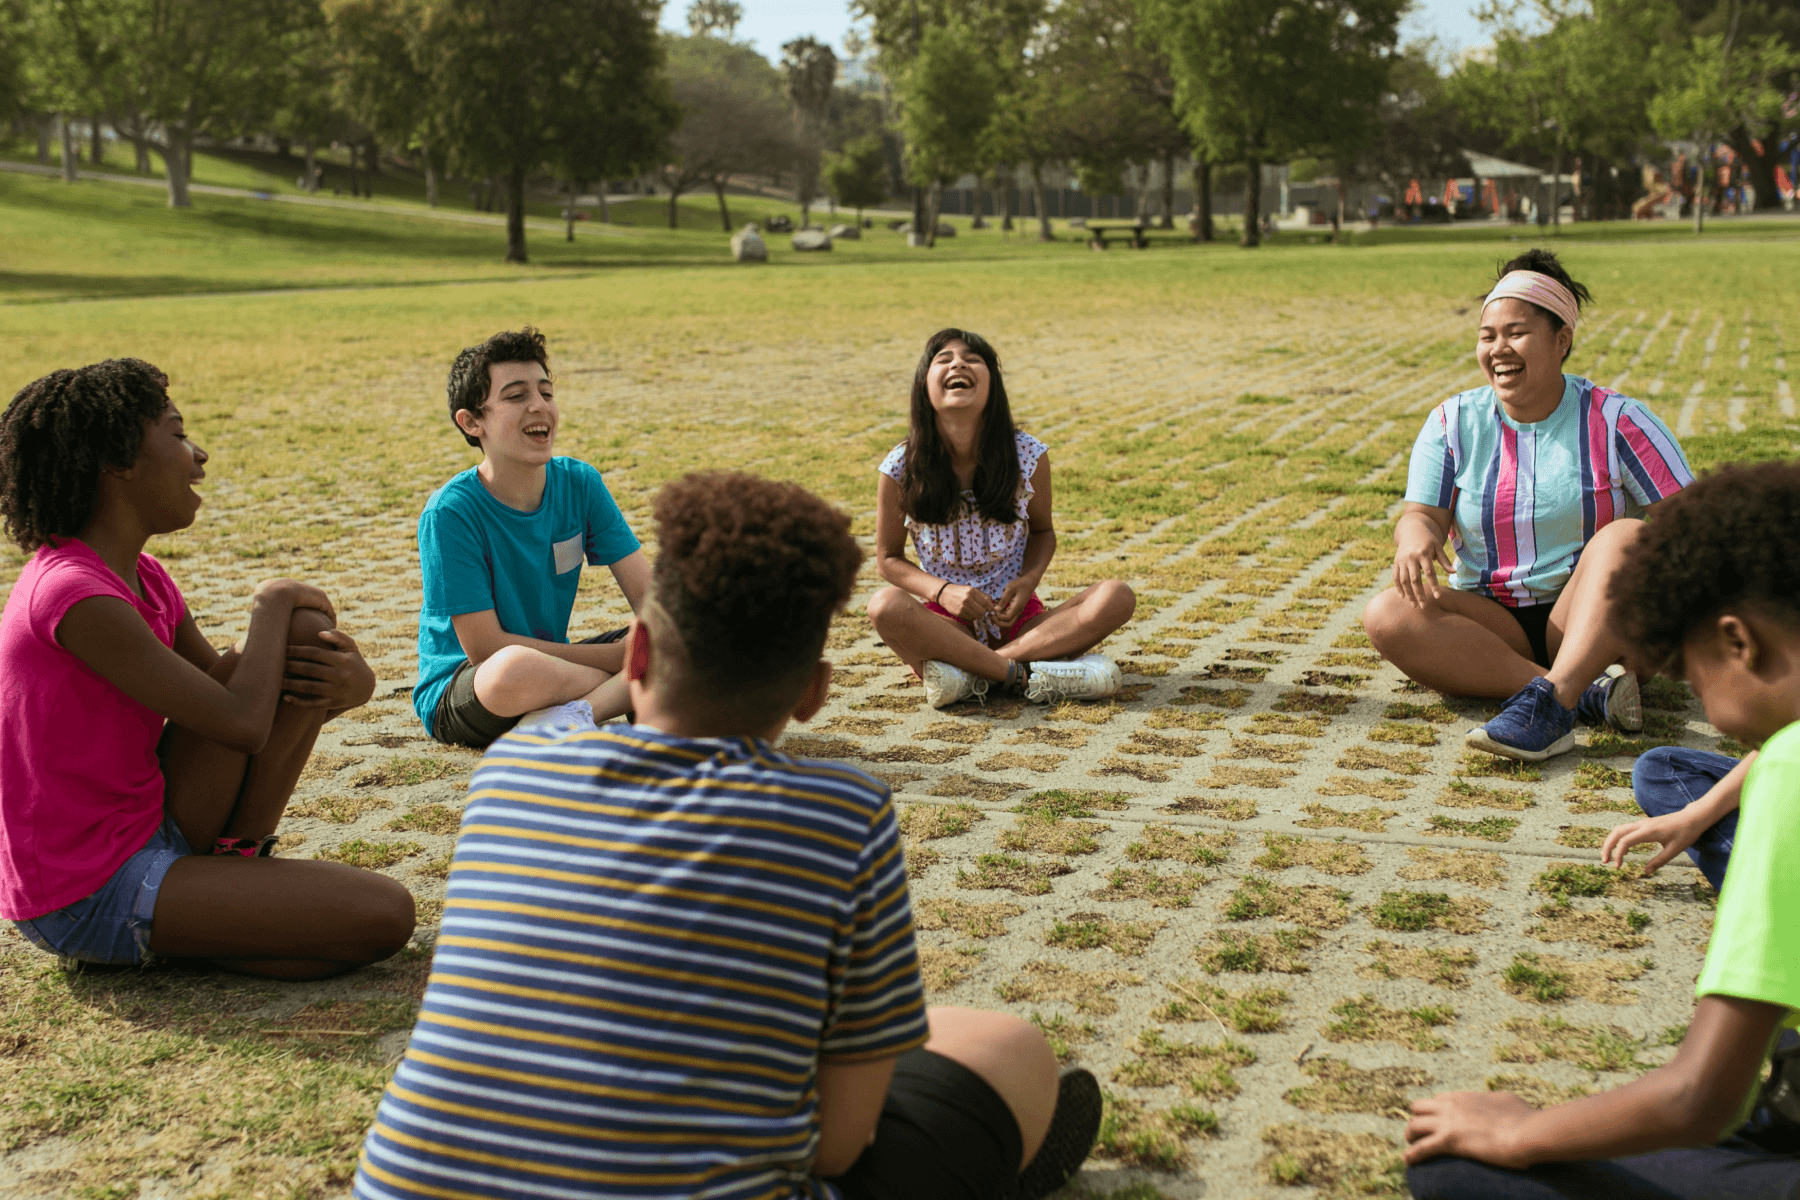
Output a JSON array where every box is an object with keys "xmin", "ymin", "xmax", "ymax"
[
  {"xmin": 896, "ymin": 22, "xmax": 997, "ymax": 246},
  {"xmin": 657, "ymin": 33, "xmax": 791, "ymax": 231},
  {"xmin": 686, "ymin": 0, "xmax": 741, "ymax": 37},
  {"xmin": 419, "ymin": 0, "xmax": 672, "ymax": 262},
  {"xmin": 781, "ymin": 35, "xmax": 838, "ymax": 228},
  {"xmin": 1347, "ymin": 43, "xmax": 1471, "ymax": 220},
  {"xmin": 33, "ymin": 0, "xmax": 309, "ymax": 206},
  {"xmin": 1652, "ymin": 29, "xmax": 1797, "ymax": 231},
  {"xmin": 1154, "ymin": 0, "xmax": 1404, "ymax": 246},
  {"xmin": 1681, "ymin": 0, "xmax": 1800, "ymax": 211},
  {"xmin": 325, "ymin": 0, "xmax": 437, "ymax": 202},
  {"xmin": 823, "ymin": 131, "xmax": 890, "ymax": 221}
]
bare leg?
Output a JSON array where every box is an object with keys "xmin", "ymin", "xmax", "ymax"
[
  {"xmin": 579, "ymin": 671, "xmax": 633, "ymax": 721},
  {"xmin": 161, "ymin": 607, "xmax": 334, "ymax": 849},
  {"xmin": 998, "ymin": 580, "xmax": 1136, "ymax": 664},
  {"xmin": 1542, "ymin": 519, "xmax": 1643, "ymax": 708},
  {"xmin": 1363, "ymin": 585, "xmax": 1541, "ymax": 699},
  {"xmin": 919, "ymin": 1006, "xmax": 1059, "ymax": 1171},
  {"xmin": 150, "ymin": 857, "xmax": 415, "ymax": 979},
  {"xmin": 867, "ymin": 587, "xmax": 1012, "ymax": 679},
  {"xmin": 474, "ymin": 644, "xmax": 612, "ymax": 717}
]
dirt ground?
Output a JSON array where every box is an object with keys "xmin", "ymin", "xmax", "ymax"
[{"xmin": 0, "ymin": 284, "xmax": 1777, "ymax": 1198}]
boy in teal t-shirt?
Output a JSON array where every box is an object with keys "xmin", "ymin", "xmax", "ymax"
[
  {"xmin": 1405, "ymin": 461, "xmax": 1800, "ymax": 1199},
  {"xmin": 414, "ymin": 328, "xmax": 647, "ymax": 747}
]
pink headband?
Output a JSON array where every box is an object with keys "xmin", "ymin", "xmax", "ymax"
[{"xmin": 1482, "ymin": 270, "xmax": 1580, "ymax": 330}]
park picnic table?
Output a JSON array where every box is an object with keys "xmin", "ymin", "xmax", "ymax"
[{"xmin": 1085, "ymin": 221, "xmax": 1150, "ymax": 249}]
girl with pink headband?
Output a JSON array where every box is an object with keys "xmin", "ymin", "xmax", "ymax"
[{"xmin": 1361, "ymin": 248, "xmax": 1695, "ymax": 761}]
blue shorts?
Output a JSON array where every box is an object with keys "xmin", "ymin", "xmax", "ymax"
[{"xmin": 11, "ymin": 818, "xmax": 191, "ymax": 965}]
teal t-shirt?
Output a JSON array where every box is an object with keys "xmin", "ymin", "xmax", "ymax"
[
  {"xmin": 1695, "ymin": 719, "xmax": 1800, "ymax": 1123},
  {"xmin": 413, "ymin": 458, "xmax": 639, "ymax": 736}
]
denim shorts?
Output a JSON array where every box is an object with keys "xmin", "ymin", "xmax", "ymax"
[{"xmin": 11, "ymin": 817, "xmax": 191, "ymax": 965}]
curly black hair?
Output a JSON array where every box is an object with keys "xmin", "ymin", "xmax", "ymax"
[
  {"xmin": 650, "ymin": 471, "xmax": 863, "ymax": 718},
  {"xmin": 1610, "ymin": 462, "xmax": 1800, "ymax": 671},
  {"xmin": 1492, "ymin": 248, "xmax": 1592, "ymax": 363},
  {"xmin": 0, "ymin": 359, "xmax": 170, "ymax": 553},
  {"xmin": 446, "ymin": 327, "xmax": 550, "ymax": 448}
]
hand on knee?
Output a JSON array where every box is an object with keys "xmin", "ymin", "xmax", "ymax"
[{"xmin": 287, "ymin": 604, "xmax": 336, "ymax": 650}]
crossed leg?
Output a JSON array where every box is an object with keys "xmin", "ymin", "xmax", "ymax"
[
  {"xmin": 472, "ymin": 642, "xmax": 631, "ymax": 722},
  {"xmin": 1362, "ymin": 518, "xmax": 1643, "ymax": 706},
  {"xmin": 152, "ymin": 606, "xmax": 415, "ymax": 980},
  {"xmin": 867, "ymin": 580, "xmax": 1137, "ymax": 680}
]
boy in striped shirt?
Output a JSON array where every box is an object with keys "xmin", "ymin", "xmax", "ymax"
[{"xmin": 357, "ymin": 471, "xmax": 1100, "ymax": 1200}]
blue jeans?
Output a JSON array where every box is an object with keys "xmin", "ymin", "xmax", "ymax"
[
  {"xmin": 1407, "ymin": 1138, "xmax": 1800, "ymax": 1199},
  {"xmin": 11, "ymin": 817, "xmax": 191, "ymax": 964},
  {"xmin": 1633, "ymin": 746, "xmax": 1740, "ymax": 893}
]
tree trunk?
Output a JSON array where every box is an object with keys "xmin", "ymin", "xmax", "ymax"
[
  {"xmin": 89, "ymin": 119, "xmax": 104, "ymax": 167},
  {"xmin": 714, "ymin": 181, "xmax": 732, "ymax": 232},
  {"xmin": 599, "ymin": 189, "xmax": 610, "ymax": 223},
  {"xmin": 304, "ymin": 140, "xmax": 317, "ymax": 191},
  {"xmin": 668, "ymin": 185, "xmax": 680, "ymax": 229},
  {"xmin": 1159, "ymin": 152, "xmax": 1175, "ymax": 229},
  {"xmin": 421, "ymin": 142, "xmax": 437, "ymax": 206},
  {"xmin": 924, "ymin": 180, "xmax": 943, "ymax": 247},
  {"xmin": 161, "ymin": 131, "xmax": 192, "ymax": 207},
  {"xmin": 1695, "ymin": 145, "xmax": 1707, "ymax": 235},
  {"xmin": 1031, "ymin": 163, "xmax": 1053, "ymax": 241},
  {"xmin": 505, "ymin": 166, "xmax": 528, "ymax": 262},
  {"xmin": 567, "ymin": 180, "xmax": 580, "ymax": 241},
  {"xmin": 999, "ymin": 169, "xmax": 1014, "ymax": 232},
  {"xmin": 1551, "ymin": 144, "xmax": 1562, "ymax": 227},
  {"xmin": 35, "ymin": 115, "xmax": 50, "ymax": 163},
  {"xmin": 1192, "ymin": 157, "xmax": 1214, "ymax": 242},
  {"xmin": 910, "ymin": 184, "xmax": 928, "ymax": 247},
  {"xmin": 59, "ymin": 114, "xmax": 77, "ymax": 181},
  {"xmin": 1242, "ymin": 158, "xmax": 1262, "ymax": 247},
  {"xmin": 134, "ymin": 132, "xmax": 150, "ymax": 173}
]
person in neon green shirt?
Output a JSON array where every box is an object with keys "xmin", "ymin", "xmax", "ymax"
[{"xmin": 1405, "ymin": 460, "xmax": 1800, "ymax": 1199}]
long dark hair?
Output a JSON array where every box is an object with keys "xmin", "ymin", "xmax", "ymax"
[{"xmin": 898, "ymin": 328, "xmax": 1022, "ymax": 526}]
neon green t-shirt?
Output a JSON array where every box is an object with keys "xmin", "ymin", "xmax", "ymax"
[{"xmin": 1694, "ymin": 719, "xmax": 1800, "ymax": 1125}]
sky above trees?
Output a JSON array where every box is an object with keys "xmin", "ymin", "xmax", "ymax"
[{"xmin": 659, "ymin": 0, "xmax": 1492, "ymax": 64}]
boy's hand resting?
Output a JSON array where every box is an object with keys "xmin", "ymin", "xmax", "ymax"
[
  {"xmin": 1404, "ymin": 1090, "xmax": 1536, "ymax": 1167},
  {"xmin": 1602, "ymin": 812, "xmax": 1695, "ymax": 873},
  {"xmin": 284, "ymin": 630, "xmax": 377, "ymax": 713}
]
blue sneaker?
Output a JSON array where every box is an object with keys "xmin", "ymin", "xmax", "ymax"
[
  {"xmin": 1466, "ymin": 676, "xmax": 1577, "ymax": 761},
  {"xmin": 1574, "ymin": 665, "xmax": 1643, "ymax": 731}
]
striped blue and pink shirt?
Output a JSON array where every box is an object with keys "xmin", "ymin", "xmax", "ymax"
[
  {"xmin": 1405, "ymin": 375, "xmax": 1693, "ymax": 606},
  {"xmin": 355, "ymin": 724, "xmax": 928, "ymax": 1200}
]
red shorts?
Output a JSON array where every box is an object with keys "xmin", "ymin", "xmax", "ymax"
[{"xmin": 924, "ymin": 593, "xmax": 1047, "ymax": 647}]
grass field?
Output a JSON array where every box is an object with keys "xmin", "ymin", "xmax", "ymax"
[{"xmin": 1, "ymin": 176, "xmax": 1797, "ymax": 1198}]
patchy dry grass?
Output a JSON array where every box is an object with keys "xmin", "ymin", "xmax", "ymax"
[
  {"xmin": 1253, "ymin": 834, "xmax": 1371, "ymax": 876},
  {"xmin": 1337, "ymin": 746, "xmax": 1429, "ymax": 775},
  {"xmin": 1384, "ymin": 702, "xmax": 1459, "ymax": 724},
  {"xmin": 997, "ymin": 814, "xmax": 1109, "ymax": 857},
  {"xmin": 1424, "ymin": 814, "xmax": 1519, "ymax": 842},
  {"xmin": 1273, "ymin": 689, "xmax": 1360, "ymax": 716},
  {"xmin": 898, "ymin": 802, "xmax": 984, "ymax": 839},
  {"xmin": 927, "ymin": 774, "xmax": 1023, "ymax": 804},
  {"xmin": 1114, "ymin": 1028, "xmax": 1258, "ymax": 1098},
  {"xmin": 916, "ymin": 720, "xmax": 992, "ymax": 744},
  {"xmin": 903, "ymin": 841, "xmax": 941, "ymax": 877},
  {"xmin": 1092, "ymin": 1092, "xmax": 1208, "ymax": 1171},
  {"xmin": 1398, "ymin": 846, "xmax": 1507, "ymax": 887},
  {"xmin": 1526, "ymin": 901, "xmax": 1652, "ymax": 949},
  {"xmin": 1048, "ymin": 914, "xmax": 1166, "ymax": 956},
  {"xmin": 349, "ymin": 756, "xmax": 460, "ymax": 788},
  {"xmin": 1500, "ymin": 952, "xmax": 1647, "ymax": 1005},
  {"xmin": 955, "ymin": 853, "xmax": 1073, "ymax": 895},
  {"xmin": 1246, "ymin": 712, "xmax": 1330, "ymax": 737},
  {"xmin": 1122, "ymin": 731, "xmax": 1209, "ymax": 757},
  {"xmin": 1284, "ymin": 1058, "xmax": 1432, "ymax": 1116},
  {"xmin": 1223, "ymin": 876, "xmax": 1352, "ymax": 929},
  {"xmin": 1223, "ymin": 736, "xmax": 1310, "ymax": 763},
  {"xmin": 1359, "ymin": 941, "xmax": 1479, "ymax": 988},
  {"xmin": 1259, "ymin": 1124, "xmax": 1406, "ymax": 1198},
  {"xmin": 1368, "ymin": 891, "xmax": 1490, "ymax": 934},
  {"xmin": 1155, "ymin": 978, "xmax": 1290, "ymax": 1033},
  {"xmin": 1126, "ymin": 824, "xmax": 1234, "ymax": 866},
  {"xmin": 1487, "ymin": 1074, "xmax": 1594, "ymax": 1107},
  {"xmin": 1456, "ymin": 752, "xmax": 1543, "ymax": 781},
  {"xmin": 384, "ymin": 803, "xmax": 462, "ymax": 835},
  {"xmin": 1162, "ymin": 794, "xmax": 1259, "ymax": 820},
  {"xmin": 994, "ymin": 959, "xmax": 1143, "ymax": 1015},
  {"xmin": 1197, "ymin": 930, "xmax": 1321, "ymax": 975},
  {"xmin": 1196, "ymin": 765, "xmax": 1296, "ymax": 789},
  {"xmin": 1494, "ymin": 1016, "xmax": 1648, "ymax": 1072},
  {"xmin": 1297, "ymin": 801, "xmax": 1398, "ymax": 832},
  {"xmin": 1172, "ymin": 684, "xmax": 1251, "ymax": 709},
  {"xmin": 918, "ymin": 946, "xmax": 982, "ymax": 992},
  {"xmin": 1323, "ymin": 994, "xmax": 1456, "ymax": 1052},
  {"xmin": 1015, "ymin": 789, "xmax": 1132, "ymax": 817},
  {"xmin": 1029, "ymin": 1010, "xmax": 1099, "ymax": 1063},
  {"xmin": 1533, "ymin": 862, "xmax": 1648, "ymax": 901},
  {"xmin": 1093, "ymin": 866, "xmax": 1210, "ymax": 908},
  {"xmin": 914, "ymin": 899, "xmax": 1024, "ymax": 938},
  {"xmin": 288, "ymin": 792, "xmax": 391, "ymax": 823},
  {"xmin": 1438, "ymin": 779, "xmax": 1536, "ymax": 810},
  {"xmin": 1368, "ymin": 721, "xmax": 1438, "ymax": 747},
  {"xmin": 1142, "ymin": 706, "xmax": 1230, "ymax": 732},
  {"xmin": 314, "ymin": 839, "xmax": 421, "ymax": 869},
  {"xmin": 1005, "ymin": 726, "xmax": 1091, "ymax": 748}
]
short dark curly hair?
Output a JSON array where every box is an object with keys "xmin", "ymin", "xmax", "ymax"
[
  {"xmin": 0, "ymin": 359, "xmax": 170, "ymax": 553},
  {"xmin": 1610, "ymin": 462, "xmax": 1800, "ymax": 671},
  {"xmin": 649, "ymin": 471, "xmax": 862, "ymax": 720},
  {"xmin": 446, "ymin": 327, "xmax": 550, "ymax": 448},
  {"xmin": 1492, "ymin": 248, "xmax": 1592, "ymax": 363}
]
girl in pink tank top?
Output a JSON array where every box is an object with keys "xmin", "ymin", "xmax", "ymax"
[{"xmin": 0, "ymin": 358, "xmax": 412, "ymax": 975}]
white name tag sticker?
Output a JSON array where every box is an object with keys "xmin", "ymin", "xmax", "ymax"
[{"xmin": 553, "ymin": 535, "xmax": 584, "ymax": 575}]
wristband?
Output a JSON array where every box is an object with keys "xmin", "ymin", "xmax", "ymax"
[{"xmin": 934, "ymin": 580, "xmax": 949, "ymax": 605}]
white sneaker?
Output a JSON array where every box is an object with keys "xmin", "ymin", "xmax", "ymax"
[
  {"xmin": 1025, "ymin": 654, "xmax": 1123, "ymax": 704},
  {"xmin": 516, "ymin": 700, "xmax": 597, "ymax": 733},
  {"xmin": 922, "ymin": 661, "xmax": 989, "ymax": 709}
]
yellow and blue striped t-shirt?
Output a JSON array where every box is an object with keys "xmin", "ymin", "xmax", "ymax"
[{"xmin": 355, "ymin": 723, "xmax": 928, "ymax": 1200}]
